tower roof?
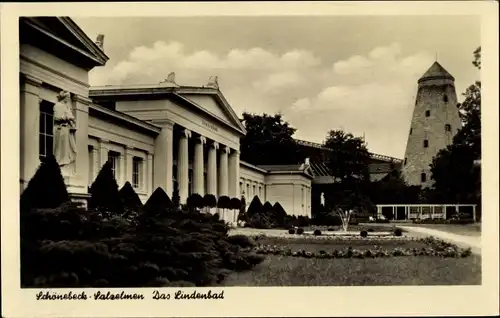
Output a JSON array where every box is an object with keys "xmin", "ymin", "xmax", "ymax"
[{"xmin": 418, "ymin": 61, "xmax": 455, "ymax": 83}]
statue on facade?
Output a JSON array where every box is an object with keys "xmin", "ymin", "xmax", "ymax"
[
  {"xmin": 206, "ymin": 76, "xmax": 219, "ymax": 89},
  {"xmin": 320, "ymin": 192, "xmax": 325, "ymax": 207},
  {"xmin": 53, "ymin": 90, "xmax": 77, "ymax": 174}
]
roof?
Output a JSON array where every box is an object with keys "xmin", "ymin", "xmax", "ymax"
[
  {"xmin": 89, "ymin": 85, "xmax": 247, "ymax": 136},
  {"xmin": 418, "ymin": 61, "xmax": 455, "ymax": 83},
  {"xmin": 295, "ymin": 138, "xmax": 403, "ymax": 163},
  {"xmin": 20, "ymin": 17, "xmax": 109, "ymax": 69}
]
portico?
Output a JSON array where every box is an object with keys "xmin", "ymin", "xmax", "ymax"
[{"xmin": 89, "ymin": 74, "xmax": 246, "ymax": 203}]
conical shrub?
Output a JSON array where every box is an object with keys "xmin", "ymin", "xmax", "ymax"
[
  {"xmin": 246, "ymin": 195, "xmax": 263, "ymax": 217},
  {"xmin": 89, "ymin": 161, "xmax": 123, "ymax": 216},
  {"xmin": 144, "ymin": 187, "xmax": 173, "ymax": 215},
  {"xmin": 20, "ymin": 155, "xmax": 69, "ymax": 214},
  {"xmin": 119, "ymin": 181, "xmax": 144, "ymax": 213}
]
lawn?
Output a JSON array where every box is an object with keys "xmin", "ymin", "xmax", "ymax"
[{"xmin": 221, "ymin": 236, "xmax": 481, "ymax": 286}]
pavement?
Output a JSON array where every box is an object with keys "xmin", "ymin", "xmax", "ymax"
[{"xmin": 396, "ymin": 225, "xmax": 481, "ymax": 255}]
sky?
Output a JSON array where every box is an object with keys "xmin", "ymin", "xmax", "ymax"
[{"xmin": 74, "ymin": 16, "xmax": 480, "ymax": 158}]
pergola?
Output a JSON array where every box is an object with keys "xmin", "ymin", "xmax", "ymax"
[{"xmin": 376, "ymin": 204, "xmax": 478, "ymax": 222}]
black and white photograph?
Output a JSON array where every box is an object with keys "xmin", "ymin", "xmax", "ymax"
[{"xmin": 1, "ymin": 2, "xmax": 498, "ymax": 317}]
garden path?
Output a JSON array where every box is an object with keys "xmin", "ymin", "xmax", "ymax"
[{"xmin": 396, "ymin": 225, "xmax": 481, "ymax": 255}]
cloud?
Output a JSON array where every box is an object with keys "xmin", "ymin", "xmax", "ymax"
[{"xmin": 90, "ymin": 40, "xmax": 435, "ymax": 158}]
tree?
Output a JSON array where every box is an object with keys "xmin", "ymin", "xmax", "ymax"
[
  {"xmin": 240, "ymin": 112, "xmax": 301, "ymax": 165},
  {"xmin": 430, "ymin": 46, "xmax": 481, "ymax": 205},
  {"xmin": 20, "ymin": 155, "xmax": 70, "ymax": 214},
  {"xmin": 89, "ymin": 161, "xmax": 123, "ymax": 216},
  {"xmin": 323, "ymin": 129, "xmax": 371, "ymax": 183}
]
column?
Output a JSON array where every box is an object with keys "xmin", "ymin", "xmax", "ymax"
[
  {"xmin": 193, "ymin": 135, "xmax": 206, "ymax": 196},
  {"xmin": 89, "ymin": 146, "xmax": 99, "ymax": 185},
  {"xmin": 20, "ymin": 74, "xmax": 43, "ymax": 190},
  {"xmin": 228, "ymin": 149, "xmax": 240, "ymax": 198},
  {"xmin": 99, "ymin": 139, "xmax": 109, "ymax": 169},
  {"xmin": 125, "ymin": 146, "xmax": 134, "ymax": 187},
  {"xmin": 146, "ymin": 153, "xmax": 153, "ymax": 195},
  {"xmin": 153, "ymin": 120, "xmax": 174, "ymax": 196},
  {"xmin": 207, "ymin": 141, "xmax": 219, "ymax": 197},
  {"xmin": 178, "ymin": 128, "xmax": 191, "ymax": 203},
  {"xmin": 218, "ymin": 145, "xmax": 229, "ymax": 196}
]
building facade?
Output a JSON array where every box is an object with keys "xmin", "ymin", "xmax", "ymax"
[
  {"xmin": 401, "ymin": 61, "xmax": 462, "ymax": 187},
  {"xmin": 19, "ymin": 17, "xmax": 313, "ymax": 220}
]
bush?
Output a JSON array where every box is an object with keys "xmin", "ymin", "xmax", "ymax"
[
  {"xmin": 327, "ymin": 228, "xmax": 335, "ymax": 232},
  {"xmin": 186, "ymin": 193, "xmax": 204, "ymax": 211},
  {"xmin": 229, "ymin": 197, "xmax": 241, "ymax": 210},
  {"xmin": 203, "ymin": 194, "xmax": 217, "ymax": 209},
  {"xmin": 227, "ymin": 235, "xmax": 255, "ymax": 248},
  {"xmin": 394, "ymin": 229, "xmax": 403, "ymax": 237},
  {"xmin": 245, "ymin": 213, "xmax": 272, "ymax": 229},
  {"xmin": 367, "ymin": 228, "xmax": 374, "ymax": 232},
  {"xmin": 89, "ymin": 160, "xmax": 124, "ymax": 216},
  {"xmin": 119, "ymin": 182, "xmax": 144, "ymax": 214},
  {"xmin": 217, "ymin": 196, "xmax": 231, "ymax": 210},
  {"xmin": 246, "ymin": 196, "xmax": 263, "ymax": 217},
  {"xmin": 360, "ymin": 230, "xmax": 368, "ymax": 238},
  {"xmin": 296, "ymin": 228, "xmax": 304, "ymax": 235},
  {"xmin": 288, "ymin": 228, "xmax": 296, "ymax": 234},
  {"xmin": 314, "ymin": 229, "xmax": 322, "ymax": 236},
  {"xmin": 20, "ymin": 155, "xmax": 70, "ymax": 218},
  {"xmin": 143, "ymin": 187, "xmax": 173, "ymax": 215},
  {"xmin": 297, "ymin": 216, "xmax": 310, "ymax": 227},
  {"xmin": 262, "ymin": 201, "xmax": 273, "ymax": 214}
]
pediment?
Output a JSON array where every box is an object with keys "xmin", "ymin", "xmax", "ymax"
[
  {"xmin": 178, "ymin": 92, "xmax": 245, "ymax": 134},
  {"xmin": 21, "ymin": 17, "xmax": 108, "ymax": 67}
]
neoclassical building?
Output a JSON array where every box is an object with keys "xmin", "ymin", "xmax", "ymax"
[{"xmin": 19, "ymin": 17, "xmax": 314, "ymax": 220}]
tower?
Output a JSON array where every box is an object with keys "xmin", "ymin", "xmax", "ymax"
[{"xmin": 402, "ymin": 61, "xmax": 462, "ymax": 188}]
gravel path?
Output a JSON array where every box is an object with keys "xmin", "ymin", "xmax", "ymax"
[{"xmin": 396, "ymin": 225, "xmax": 481, "ymax": 255}]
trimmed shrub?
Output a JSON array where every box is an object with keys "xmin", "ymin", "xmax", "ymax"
[
  {"xmin": 217, "ymin": 196, "xmax": 231, "ymax": 210},
  {"xmin": 119, "ymin": 182, "xmax": 144, "ymax": 214},
  {"xmin": 272, "ymin": 202, "xmax": 287, "ymax": 225},
  {"xmin": 246, "ymin": 196, "xmax": 263, "ymax": 217},
  {"xmin": 314, "ymin": 229, "xmax": 322, "ymax": 236},
  {"xmin": 203, "ymin": 194, "xmax": 217, "ymax": 208},
  {"xmin": 89, "ymin": 160, "xmax": 124, "ymax": 216},
  {"xmin": 186, "ymin": 194, "xmax": 204, "ymax": 211},
  {"xmin": 296, "ymin": 228, "xmax": 304, "ymax": 235},
  {"xmin": 230, "ymin": 198, "xmax": 241, "ymax": 210},
  {"xmin": 227, "ymin": 235, "xmax": 255, "ymax": 248},
  {"xmin": 20, "ymin": 155, "xmax": 70, "ymax": 214},
  {"xmin": 288, "ymin": 228, "xmax": 296, "ymax": 234},
  {"xmin": 143, "ymin": 187, "xmax": 173, "ymax": 215},
  {"xmin": 360, "ymin": 230, "xmax": 368, "ymax": 238},
  {"xmin": 394, "ymin": 228, "xmax": 403, "ymax": 237},
  {"xmin": 262, "ymin": 201, "xmax": 273, "ymax": 214}
]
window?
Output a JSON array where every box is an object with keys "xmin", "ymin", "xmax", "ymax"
[
  {"xmin": 253, "ymin": 185, "xmax": 256, "ymax": 197},
  {"xmin": 445, "ymin": 124, "xmax": 451, "ymax": 132},
  {"xmin": 239, "ymin": 182, "xmax": 243, "ymax": 196},
  {"xmin": 443, "ymin": 95, "xmax": 448, "ymax": 102},
  {"xmin": 88, "ymin": 146, "xmax": 94, "ymax": 184},
  {"xmin": 108, "ymin": 151, "xmax": 120, "ymax": 179},
  {"xmin": 423, "ymin": 140, "xmax": 429, "ymax": 148},
  {"xmin": 258, "ymin": 186, "xmax": 262, "ymax": 198},
  {"xmin": 404, "ymin": 158, "xmax": 407, "ymax": 165},
  {"xmin": 39, "ymin": 100, "xmax": 54, "ymax": 160},
  {"xmin": 132, "ymin": 156, "xmax": 143, "ymax": 189},
  {"xmin": 246, "ymin": 184, "xmax": 250, "ymax": 198},
  {"xmin": 409, "ymin": 128, "xmax": 412, "ymax": 135},
  {"xmin": 425, "ymin": 110, "xmax": 430, "ymax": 117},
  {"xmin": 420, "ymin": 173, "xmax": 427, "ymax": 183}
]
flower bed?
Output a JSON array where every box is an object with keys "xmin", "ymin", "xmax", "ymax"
[{"xmin": 248, "ymin": 236, "xmax": 472, "ymax": 259}]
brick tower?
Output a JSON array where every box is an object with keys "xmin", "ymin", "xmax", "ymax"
[{"xmin": 402, "ymin": 61, "xmax": 462, "ymax": 187}]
